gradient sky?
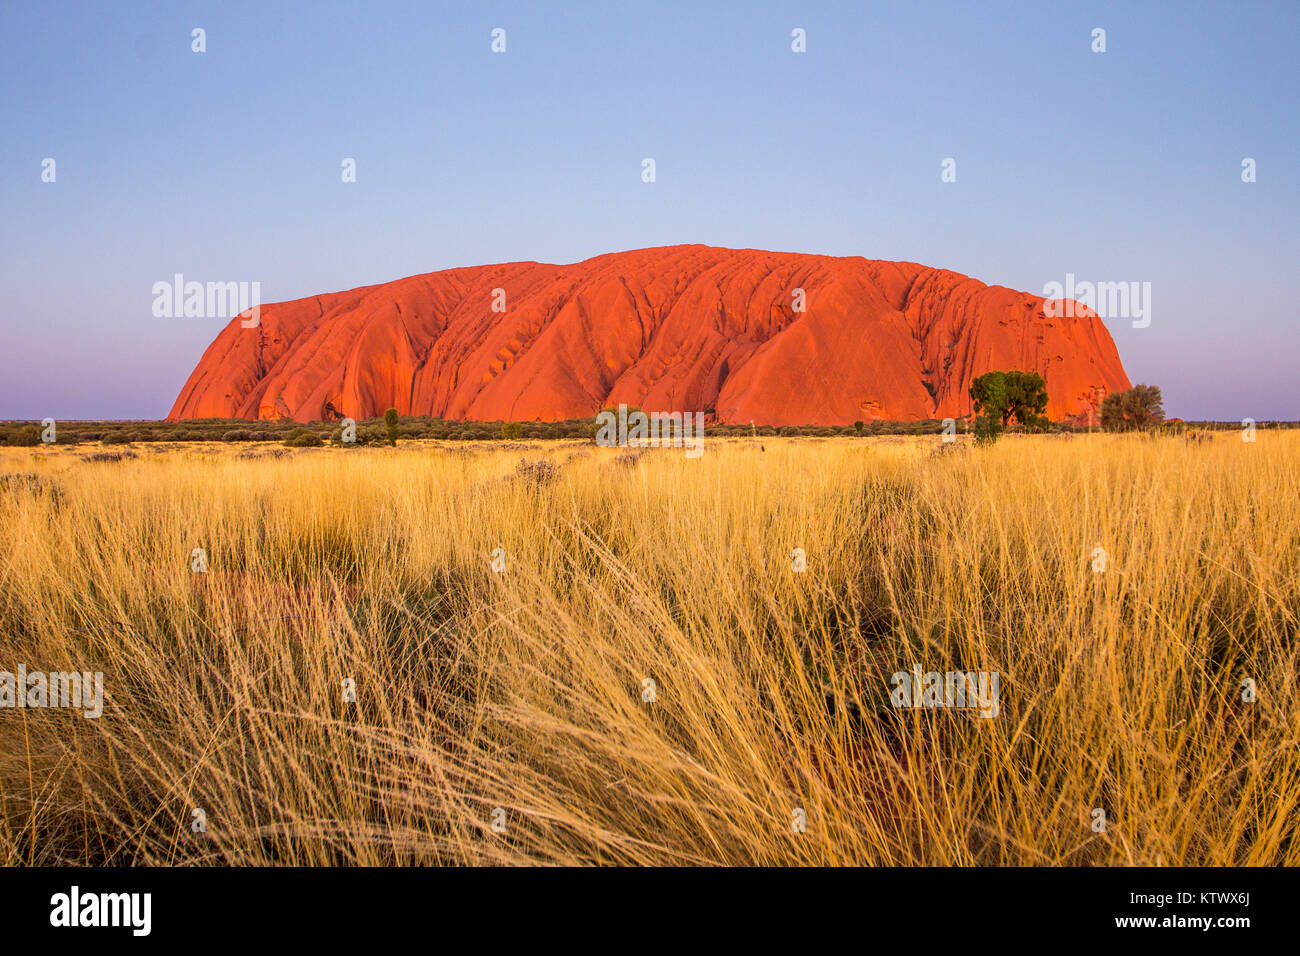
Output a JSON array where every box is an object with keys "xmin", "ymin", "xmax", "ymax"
[{"xmin": 2, "ymin": 0, "xmax": 1296, "ymax": 420}]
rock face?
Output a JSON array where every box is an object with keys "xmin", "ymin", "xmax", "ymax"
[{"xmin": 168, "ymin": 245, "xmax": 1130, "ymax": 425}]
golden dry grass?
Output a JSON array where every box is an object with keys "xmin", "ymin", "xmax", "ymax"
[{"xmin": 1, "ymin": 433, "xmax": 1297, "ymax": 865}]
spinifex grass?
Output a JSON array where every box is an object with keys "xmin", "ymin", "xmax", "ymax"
[{"xmin": 1, "ymin": 434, "xmax": 1296, "ymax": 865}]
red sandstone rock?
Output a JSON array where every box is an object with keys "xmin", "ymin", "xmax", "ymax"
[{"xmin": 168, "ymin": 245, "xmax": 1130, "ymax": 425}]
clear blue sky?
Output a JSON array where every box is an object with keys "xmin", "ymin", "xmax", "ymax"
[{"xmin": 2, "ymin": 0, "xmax": 1296, "ymax": 420}]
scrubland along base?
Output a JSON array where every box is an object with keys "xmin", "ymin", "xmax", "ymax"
[{"xmin": 1, "ymin": 435, "xmax": 1297, "ymax": 865}]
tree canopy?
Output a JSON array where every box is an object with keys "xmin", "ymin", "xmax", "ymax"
[
  {"xmin": 1100, "ymin": 385, "xmax": 1164, "ymax": 432},
  {"xmin": 969, "ymin": 371, "xmax": 1050, "ymax": 441}
]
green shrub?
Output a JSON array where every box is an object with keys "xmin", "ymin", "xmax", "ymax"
[
  {"xmin": 502, "ymin": 421, "xmax": 523, "ymax": 440},
  {"xmin": 1101, "ymin": 384, "xmax": 1165, "ymax": 432},
  {"xmin": 283, "ymin": 428, "xmax": 323, "ymax": 448},
  {"xmin": 970, "ymin": 370, "xmax": 1050, "ymax": 433}
]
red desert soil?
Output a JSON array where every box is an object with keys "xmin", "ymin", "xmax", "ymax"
[{"xmin": 168, "ymin": 245, "xmax": 1130, "ymax": 425}]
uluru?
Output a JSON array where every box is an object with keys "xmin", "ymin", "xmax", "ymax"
[{"xmin": 168, "ymin": 245, "xmax": 1130, "ymax": 426}]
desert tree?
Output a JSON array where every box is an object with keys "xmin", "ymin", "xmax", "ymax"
[
  {"xmin": 969, "ymin": 370, "xmax": 1050, "ymax": 442},
  {"xmin": 1100, "ymin": 384, "xmax": 1164, "ymax": 432}
]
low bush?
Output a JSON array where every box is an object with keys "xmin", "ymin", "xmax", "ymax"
[{"xmin": 283, "ymin": 428, "xmax": 324, "ymax": 448}]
